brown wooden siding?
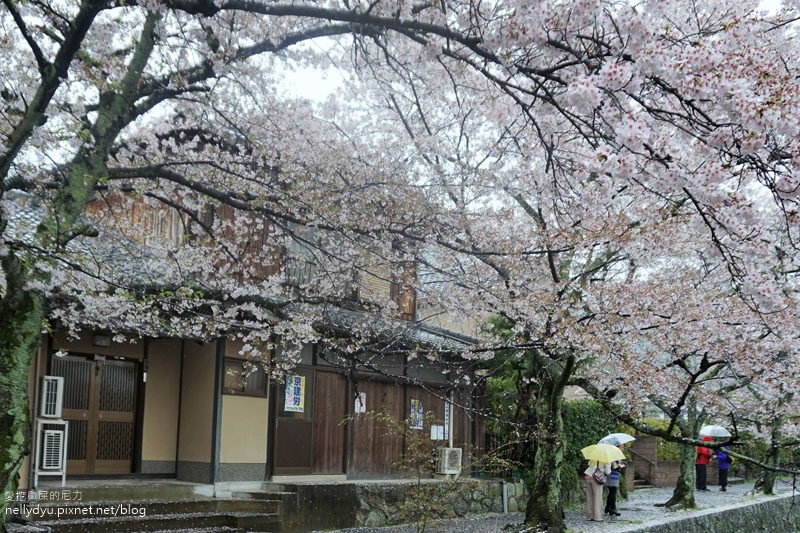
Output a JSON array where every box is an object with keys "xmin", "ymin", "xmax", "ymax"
[
  {"xmin": 312, "ymin": 371, "xmax": 347, "ymax": 474},
  {"xmin": 349, "ymin": 379, "xmax": 403, "ymax": 477},
  {"xmin": 273, "ymin": 367, "xmax": 314, "ymax": 474}
]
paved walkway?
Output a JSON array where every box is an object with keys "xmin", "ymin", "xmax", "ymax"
[
  {"xmin": 324, "ymin": 479, "xmax": 797, "ymax": 532},
  {"xmin": 565, "ymin": 481, "xmax": 794, "ymax": 532}
]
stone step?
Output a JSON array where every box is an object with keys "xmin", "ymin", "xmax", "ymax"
[
  {"xmin": 232, "ymin": 490, "xmax": 295, "ymax": 500},
  {"xmin": 148, "ymin": 529, "xmax": 241, "ymax": 533},
  {"xmin": 232, "ymin": 490, "xmax": 298, "ymax": 520},
  {"xmin": 32, "ymin": 511, "xmax": 281, "ymax": 532},
  {"xmin": 22, "ymin": 498, "xmax": 280, "ymax": 521},
  {"xmin": 147, "ymin": 529, "xmax": 241, "ymax": 533},
  {"xmin": 35, "ymin": 482, "xmax": 212, "ymax": 502}
]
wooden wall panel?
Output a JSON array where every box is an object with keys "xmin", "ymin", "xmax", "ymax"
[
  {"xmin": 273, "ymin": 367, "xmax": 314, "ymax": 474},
  {"xmin": 406, "ymin": 385, "xmax": 447, "ymax": 430},
  {"xmin": 350, "ymin": 380, "xmax": 403, "ymax": 477},
  {"xmin": 312, "ymin": 371, "xmax": 347, "ymax": 474}
]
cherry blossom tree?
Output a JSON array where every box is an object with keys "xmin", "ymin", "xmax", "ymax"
[{"xmin": 2, "ymin": 1, "xmax": 800, "ymax": 531}]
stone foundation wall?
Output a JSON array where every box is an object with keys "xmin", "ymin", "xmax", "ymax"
[
  {"xmin": 630, "ymin": 492, "xmax": 799, "ymax": 533},
  {"xmin": 273, "ymin": 479, "xmax": 527, "ymax": 532},
  {"xmin": 355, "ymin": 480, "xmax": 506, "ymax": 526}
]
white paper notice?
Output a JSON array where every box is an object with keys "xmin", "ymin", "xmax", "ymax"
[
  {"xmin": 431, "ymin": 425, "xmax": 445, "ymax": 440},
  {"xmin": 354, "ymin": 392, "xmax": 367, "ymax": 413}
]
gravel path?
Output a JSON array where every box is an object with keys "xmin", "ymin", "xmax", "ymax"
[{"xmin": 322, "ymin": 479, "xmax": 798, "ymax": 533}]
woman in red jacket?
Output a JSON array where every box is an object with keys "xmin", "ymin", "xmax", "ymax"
[{"xmin": 695, "ymin": 436, "xmax": 713, "ymax": 491}]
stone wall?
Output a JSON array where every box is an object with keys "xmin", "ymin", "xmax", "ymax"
[
  {"xmin": 355, "ymin": 480, "xmax": 507, "ymax": 527},
  {"xmin": 272, "ymin": 479, "xmax": 527, "ymax": 532},
  {"xmin": 629, "ymin": 492, "xmax": 800, "ymax": 533}
]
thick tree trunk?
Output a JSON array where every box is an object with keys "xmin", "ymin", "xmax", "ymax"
[
  {"xmin": 760, "ymin": 451, "xmax": 778, "ymax": 495},
  {"xmin": 661, "ymin": 441, "xmax": 696, "ymax": 509},
  {"xmin": 0, "ymin": 253, "xmax": 45, "ymax": 515},
  {"xmin": 661, "ymin": 400, "xmax": 700, "ymax": 509},
  {"xmin": 752, "ymin": 467, "xmax": 777, "ymax": 495},
  {"xmin": 524, "ymin": 389, "xmax": 567, "ymax": 533},
  {"xmin": 753, "ymin": 433, "xmax": 780, "ymax": 495},
  {"xmin": 0, "ymin": 15, "xmax": 160, "ymax": 522}
]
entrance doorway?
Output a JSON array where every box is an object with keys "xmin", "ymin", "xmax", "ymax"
[
  {"xmin": 50, "ymin": 354, "xmax": 139, "ymax": 475},
  {"xmin": 271, "ymin": 368, "xmax": 348, "ymax": 476}
]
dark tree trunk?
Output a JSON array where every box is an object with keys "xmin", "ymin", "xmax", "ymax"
[
  {"xmin": 0, "ymin": 253, "xmax": 45, "ymax": 514},
  {"xmin": 661, "ymin": 400, "xmax": 700, "ymax": 509},
  {"xmin": 0, "ymin": 14, "xmax": 159, "ymax": 521},
  {"xmin": 753, "ymin": 422, "xmax": 781, "ymax": 496},
  {"xmin": 661, "ymin": 440, "xmax": 697, "ymax": 509},
  {"xmin": 524, "ymin": 395, "xmax": 567, "ymax": 532},
  {"xmin": 523, "ymin": 354, "xmax": 574, "ymax": 533}
]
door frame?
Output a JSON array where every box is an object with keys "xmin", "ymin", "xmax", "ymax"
[{"xmin": 270, "ymin": 365, "xmax": 315, "ymax": 475}]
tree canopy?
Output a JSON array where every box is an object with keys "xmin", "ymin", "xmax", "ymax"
[{"xmin": 2, "ymin": 1, "xmax": 800, "ymax": 530}]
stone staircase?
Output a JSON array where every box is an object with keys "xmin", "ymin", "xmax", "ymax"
[{"xmin": 11, "ymin": 483, "xmax": 287, "ymax": 532}]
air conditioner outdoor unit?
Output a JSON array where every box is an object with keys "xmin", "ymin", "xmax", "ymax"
[
  {"xmin": 436, "ymin": 447, "xmax": 463, "ymax": 475},
  {"xmin": 41, "ymin": 430, "xmax": 65, "ymax": 471},
  {"xmin": 39, "ymin": 376, "xmax": 64, "ymax": 418}
]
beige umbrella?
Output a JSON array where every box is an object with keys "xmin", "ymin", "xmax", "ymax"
[{"xmin": 581, "ymin": 444, "xmax": 626, "ymax": 463}]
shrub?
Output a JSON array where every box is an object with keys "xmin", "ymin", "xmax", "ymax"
[{"xmin": 561, "ymin": 399, "xmax": 618, "ymax": 495}]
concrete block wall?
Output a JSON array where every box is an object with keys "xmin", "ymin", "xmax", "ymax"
[
  {"xmin": 630, "ymin": 436, "xmax": 657, "ymax": 484},
  {"xmin": 651, "ymin": 461, "xmax": 719, "ymax": 488},
  {"xmin": 629, "ymin": 492, "xmax": 800, "ymax": 533},
  {"xmin": 629, "ymin": 437, "xmax": 723, "ymax": 488}
]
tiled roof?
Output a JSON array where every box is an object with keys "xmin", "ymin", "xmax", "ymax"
[{"xmin": 3, "ymin": 191, "xmax": 474, "ymax": 350}]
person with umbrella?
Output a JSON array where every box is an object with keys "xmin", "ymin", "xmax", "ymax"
[
  {"xmin": 715, "ymin": 444, "xmax": 733, "ymax": 491},
  {"xmin": 699, "ymin": 425, "xmax": 733, "ymax": 492},
  {"xmin": 598, "ymin": 433, "xmax": 635, "ymax": 517},
  {"xmin": 696, "ymin": 436, "xmax": 713, "ymax": 491},
  {"xmin": 581, "ymin": 444, "xmax": 624, "ymax": 522}
]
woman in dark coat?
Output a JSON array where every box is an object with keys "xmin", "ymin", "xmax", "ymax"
[
  {"xmin": 715, "ymin": 446, "xmax": 732, "ymax": 491},
  {"xmin": 605, "ymin": 458, "xmax": 625, "ymax": 516}
]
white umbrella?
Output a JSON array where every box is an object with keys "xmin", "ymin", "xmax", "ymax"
[
  {"xmin": 699, "ymin": 425, "xmax": 732, "ymax": 438},
  {"xmin": 598, "ymin": 433, "xmax": 636, "ymax": 446}
]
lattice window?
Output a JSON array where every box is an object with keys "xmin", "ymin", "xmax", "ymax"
[
  {"xmin": 51, "ymin": 358, "xmax": 91, "ymax": 410},
  {"xmin": 97, "ymin": 422, "xmax": 133, "ymax": 461},
  {"xmin": 100, "ymin": 364, "xmax": 137, "ymax": 412}
]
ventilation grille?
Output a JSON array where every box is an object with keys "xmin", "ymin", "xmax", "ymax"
[
  {"xmin": 39, "ymin": 376, "xmax": 64, "ymax": 418},
  {"xmin": 41, "ymin": 430, "xmax": 64, "ymax": 470}
]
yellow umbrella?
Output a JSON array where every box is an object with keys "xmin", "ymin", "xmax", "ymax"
[{"xmin": 581, "ymin": 444, "xmax": 626, "ymax": 463}]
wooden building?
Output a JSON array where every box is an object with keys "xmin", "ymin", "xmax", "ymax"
[
  {"xmin": 14, "ymin": 191, "xmax": 484, "ymax": 488},
  {"xmin": 22, "ymin": 328, "xmax": 482, "ymax": 486}
]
